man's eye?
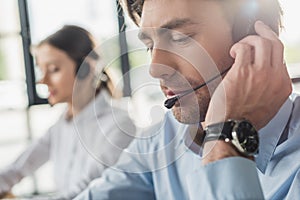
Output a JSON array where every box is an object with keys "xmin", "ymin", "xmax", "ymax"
[{"xmin": 171, "ymin": 33, "xmax": 191, "ymax": 44}]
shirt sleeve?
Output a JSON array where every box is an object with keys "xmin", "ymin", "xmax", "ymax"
[
  {"xmin": 285, "ymin": 169, "xmax": 300, "ymax": 199},
  {"xmin": 74, "ymin": 139, "xmax": 155, "ymax": 200},
  {"xmin": 186, "ymin": 157, "xmax": 264, "ymax": 200},
  {"xmin": 0, "ymin": 129, "xmax": 52, "ymax": 194}
]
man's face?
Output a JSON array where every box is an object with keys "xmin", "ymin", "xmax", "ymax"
[{"xmin": 139, "ymin": 0, "xmax": 234, "ymax": 124}]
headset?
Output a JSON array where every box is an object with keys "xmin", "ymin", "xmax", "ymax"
[
  {"xmin": 76, "ymin": 61, "xmax": 91, "ymax": 80},
  {"xmin": 76, "ymin": 50, "xmax": 101, "ymax": 80},
  {"xmin": 232, "ymin": 1, "xmax": 259, "ymax": 43}
]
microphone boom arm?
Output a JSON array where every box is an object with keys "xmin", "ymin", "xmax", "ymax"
[{"xmin": 164, "ymin": 67, "xmax": 231, "ymax": 109}]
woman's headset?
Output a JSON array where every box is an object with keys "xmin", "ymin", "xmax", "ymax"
[
  {"xmin": 76, "ymin": 61, "xmax": 91, "ymax": 80},
  {"xmin": 75, "ymin": 50, "xmax": 100, "ymax": 80}
]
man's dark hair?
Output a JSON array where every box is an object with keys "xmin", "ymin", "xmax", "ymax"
[{"xmin": 122, "ymin": 0, "xmax": 144, "ymax": 26}]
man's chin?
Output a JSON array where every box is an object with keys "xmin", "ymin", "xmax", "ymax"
[{"xmin": 171, "ymin": 106, "xmax": 204, "ymax": 124}]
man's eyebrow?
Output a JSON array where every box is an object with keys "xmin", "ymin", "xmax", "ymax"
[
  {"xmin": 161, "ymin": 18, "xmax": 198, "ymax": 30},
  {"xmin": 138, "ymin": 18, "xmax": 198, "ymax": 40}
]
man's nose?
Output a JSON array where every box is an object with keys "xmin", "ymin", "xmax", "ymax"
[{"xmin": 149, "ymin": 47, "xmax": 176, "ymax": 80}]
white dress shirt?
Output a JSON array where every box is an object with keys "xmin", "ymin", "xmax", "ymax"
[{"xmin": 0, "ymin": 90, "xmax": 136, "ymax": 199}]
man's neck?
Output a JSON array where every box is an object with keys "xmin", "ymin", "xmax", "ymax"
[{"xmin": 189, "ymin": 124, "xmax": 205, "ymax": 146}]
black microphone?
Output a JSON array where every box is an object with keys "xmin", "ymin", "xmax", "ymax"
[{"xmin": 164, "ymin": 67, "xmax": 231, "ymax": 109}]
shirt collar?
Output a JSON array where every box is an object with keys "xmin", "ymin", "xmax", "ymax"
[
  {"xmin": 164, "ymin": 111, "xmax": 191, "ymax": 151},
  {"xmin": 183, "ymin": 128, "xmax": 203, "ymax": 156},
  {"xmin": 165, "ymin": 112, "xmax": 202, "ymax": 156},
  {"xmin": 177, "ymin": 97, "xmax": 294, "ymax": 164},
  {"xmin": 255, "ymin": 96, "xmax": 293, "ymax": 173}
]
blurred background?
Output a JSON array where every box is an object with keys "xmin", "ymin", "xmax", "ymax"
[{"xmin": 0, "ymin": 0, "xmax": 299, "ymax": 196}]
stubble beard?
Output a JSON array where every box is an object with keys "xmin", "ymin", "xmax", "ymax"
[{"xmin": 172, "ymin": 87, "xmax": 211, "ymax": 124}]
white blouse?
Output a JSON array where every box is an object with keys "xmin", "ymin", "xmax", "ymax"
[{"xmin": 0, "ymin": 90, "xmax": 136, "ymax": 199}]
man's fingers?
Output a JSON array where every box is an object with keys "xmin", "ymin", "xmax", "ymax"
[
  {"xmin": 238, "ymin": 36, "xmax": 272, "ymax": 68},
  {"xmin": 254, "ymin": 20, "xmax": 284, "ymax": 68},
  {"xmin": 254, "ymin": 21, "xmax": 278, "ymax": 40},
  {"xmin": 230, "ymin": 43, "xmax": 253, "ymax": 68}
]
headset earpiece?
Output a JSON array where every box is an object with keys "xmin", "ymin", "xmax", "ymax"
[
  {"xmin": 76, "ymin": 61, "xmax": 90, "ymax": 80},
  {"xmin": 232, "ymin": 1, "xmax": 259, "ymax": 42}
]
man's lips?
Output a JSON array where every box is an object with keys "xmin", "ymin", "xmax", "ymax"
[{"xmin": 165, "ymin": 88, "xmax": 193, "ymax": 99}]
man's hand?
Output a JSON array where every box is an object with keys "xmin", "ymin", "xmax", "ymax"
[
  {"xmin": 205, "ymin": 20, "xmax": 292, "ymax": 130},
  {"xmin": 202, "ymin": 21, "xmax": 292, "ymax": 165},
  {"xmin": 202, "ymin": 140, "xmax": 254, "ymax": 165}
]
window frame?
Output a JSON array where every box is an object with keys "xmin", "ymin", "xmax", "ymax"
[{"xmin": 18, "ymin": 0, "xmax": 132, "ymax": 106}]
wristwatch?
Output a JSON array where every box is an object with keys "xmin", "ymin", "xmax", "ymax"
[{"xmin": 203, "ymin": 120, "xmax": 259, "ymax": 156}]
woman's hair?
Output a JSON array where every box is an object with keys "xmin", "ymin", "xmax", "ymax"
[
  {"xmin": 35, "ymin": 25, "xmax": 119, "ymax": 97},
  {"xmin": 122, "ymin": 0, "xmax": 283, "ymax": 42}
]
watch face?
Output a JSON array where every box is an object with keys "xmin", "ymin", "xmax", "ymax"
[{"xmin": 232, "ymin": 120, "xmax": 259, "ymax": 155}]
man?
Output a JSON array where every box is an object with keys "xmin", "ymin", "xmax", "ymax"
[{"xmin": 76, "ymin": 0, "xmax": 300, "ymax": 199}]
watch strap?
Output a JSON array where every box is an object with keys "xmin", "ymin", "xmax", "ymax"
[{"xmin": 203, "ymin": 121, "xmax": 236, "ymax": 143}]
